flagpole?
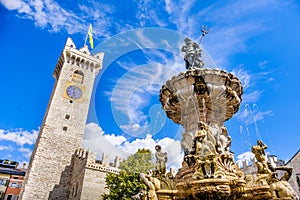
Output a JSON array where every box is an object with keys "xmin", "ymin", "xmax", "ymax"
[{"xmin": 84, "ymin": 31, "xmax": 88, "ymax": 46}]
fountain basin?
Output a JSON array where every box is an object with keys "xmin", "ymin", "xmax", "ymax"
[{"xmin": 160, "ymin": 68, "xmax": 243, "ymax": 127}]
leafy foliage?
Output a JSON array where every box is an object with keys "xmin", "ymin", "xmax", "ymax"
[
  {"xmin": 103, "ymin": 149, "xmax": 155, "ymax": 200},
  {"xmin": 119, "ymin": 148, "xmax": 154, "ymax": 173},
  {"xmin": 103, "ymin": 171, "xmax": 145, "ymax": 200}
]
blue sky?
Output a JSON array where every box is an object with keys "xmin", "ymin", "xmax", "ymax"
[{"xmin": 0, "ymin": 0, "xmax": 299, "ymax": 168}]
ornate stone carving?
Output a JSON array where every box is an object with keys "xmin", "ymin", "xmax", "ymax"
[
  {"xmin": 269, "ymin": 166, "xmax": 299, "ymax": 199},
  {"xmin": 140, "ymin": 173, "xmax": 161, "ymax": 200}
]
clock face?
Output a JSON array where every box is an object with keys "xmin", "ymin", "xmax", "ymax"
[{"xmin": 66, "ymin": 85, "xmax": 83, "ymax": 100}]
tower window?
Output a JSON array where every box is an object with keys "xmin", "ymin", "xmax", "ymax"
[
  {"xmin": 65, "ymin": 114, "xmax": 70, "ymax": 119},
  {"xmin": 63, "ymin": 126, "xmax": 68, "ymax": 131},
  {"xmin": 72, "ymin": 70, "xmax": 84, "ymax": 84}
]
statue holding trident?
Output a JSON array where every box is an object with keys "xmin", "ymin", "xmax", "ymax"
[{"xmin": 181, "ymin": 25, "xmax": 210, "ymax": 70}]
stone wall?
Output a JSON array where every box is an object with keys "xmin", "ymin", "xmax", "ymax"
[
  {"xmin": 68, "ymin": 148, "xmax": 120, "ymax": 200},
  {"xmin": 286, "ymin": 150, "xmax": 300, "ymax": 195},
  {"xmin": 68, "ymin": 148, "xmax": 89, "ymax": 200}
]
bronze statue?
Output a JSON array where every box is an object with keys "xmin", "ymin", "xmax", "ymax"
[{"xmin": 181, "ymin": 37, "xmax": 204, "ymax": 69}]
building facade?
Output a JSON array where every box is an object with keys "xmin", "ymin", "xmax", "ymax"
[
  {"xmin": 0, "ymin": 159, "xmax": 26, "ymax": 200},
  {"xmin": 285, "ymin": 150, "xmax": 300, "ymax": 194}
]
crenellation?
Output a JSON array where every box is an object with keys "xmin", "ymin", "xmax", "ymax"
[
  {"xmin": 101, "ymin": 153, "xmax": 110, "ymax": 167},
  {"xmin": 66, "ymin": 148, "xmax": 120, "ymax": 200}
]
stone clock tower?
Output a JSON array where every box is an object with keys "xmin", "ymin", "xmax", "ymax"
[{"xmin": 20, "ymin": 38, "xmax": 104, "ymax": 200}]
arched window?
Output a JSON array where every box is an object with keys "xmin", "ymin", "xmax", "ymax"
[{"xmin": 72, "ymin": 70, "xmax": 84, "ymax": 84}]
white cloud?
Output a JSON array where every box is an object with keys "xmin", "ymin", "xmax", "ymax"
[
  {"xmin": 236, "ymin": 151, "xmax": 255, "ymax": 167},
  {"xmin": 0, "ymin": 0, "xmax": 113, "ymax": 35},
  {"xmin": 83, "ymin": 123, "xmax": 127, "ymax": 159},
  {"xmin": 0, "ymin": 128, "xmax": 38, "ymax": 146},
  {"xmin": 0, "ymin": 0, "xmax": 31, "ymax": 13},
  {"xmin": 134, "ymin": 0, "xmax": 168, "ymax": 27},
  {"xmin": 84, "ymin": 122, "xmax": 105, "ymax": 136},
  {"xmin": 163, "ymin": 0, "xmax": 197, "ymax": 36},
  {"xmin": 83, "ymin": 123, "xmax": 183, "ymax": 170},
  {"xmin": 104, "ymin": 134, "xmax": 127, "ymax": 147},
  {"xmin": 18, "ymin": 146, "xmax": 33, "ymax": 159},
  {"xmin": 0, "ymin": 145, "xmax": 12, "ymax": 151},
  {"xmin": 0, "ymin": 128, "xmax": 39, "ymax": 163},
  {"xmin": 120, "ymin": 124, "xmax": 141, "ymax": 132},
  {"xmin": 79, "ymin": 2, "xmax": 114, "ymax": 21}
]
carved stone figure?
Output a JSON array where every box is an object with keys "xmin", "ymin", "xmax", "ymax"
[
  {"xmin": 269, "ymin": 166, "xmax": 299, "ymax": 199},
  {"xmin": 154, "ymin": 145, "xmax": 167, "ymax": 176},
  {"xmin": 192, "ymin": 122, "xmax": 219, "ymax": 179},
  {"xmin": 194, "ymin": 122, "xmax": 216, "ymax": 158},
  {"xmin": 193, "ymin": 76, "xmax": 209, "ymax": 96},
  {"xmin": 216, "ymin": 127, "xmax": 231, "ymax": 154},
  {"xmin": 131, "ymin": 191, "xmax": 143, "ymax": 200},
  {"xmin": 252, "ymin": 140, "xmax": 272, "ymax": 175},
  {"xmin": 140, "ymin": 173, "xmax": 161, "ymax": 200}
]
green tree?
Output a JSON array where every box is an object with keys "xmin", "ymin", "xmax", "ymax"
[
  {"xmin": 103, "ymin": 149, "xmax": 154, "ymax": 200},
  {"xmin": 119, "ymin": 148, "xmax": 154, "ymax": 173}
]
